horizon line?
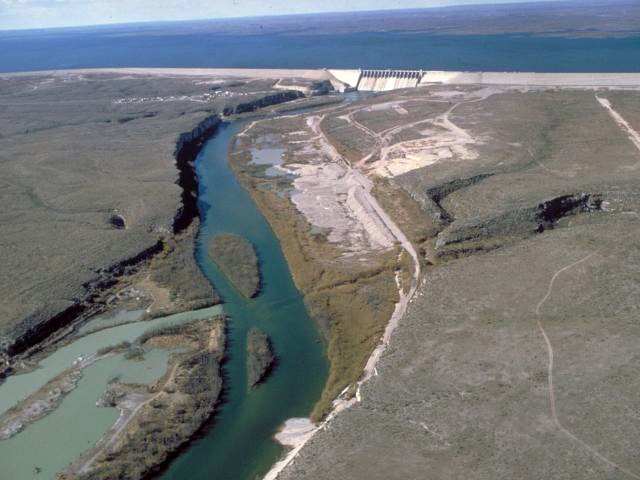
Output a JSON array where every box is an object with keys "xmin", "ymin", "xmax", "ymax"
[{"xmin": 0, "ymin": 0, "xmax": 575, "ymax": 33}]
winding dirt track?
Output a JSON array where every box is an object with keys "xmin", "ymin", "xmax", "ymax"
[
  {"xmin": 535, "ymin": 252, "xmax": 639, "ymax": 479},
  {"xmin": 335, "ymin": 92, "xmax": 493, "ymax": 177},
  {"xmin": 79, "ymin": 362, "xmax": 180, "ymax": 474}
]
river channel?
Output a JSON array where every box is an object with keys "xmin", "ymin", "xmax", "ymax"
[{"xmin": 158, "ymin": 117, "xmax": 329, "ymax": 480}]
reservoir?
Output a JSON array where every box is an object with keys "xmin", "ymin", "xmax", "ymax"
[{"xmin": 3, "ymin": 28, "xmax": 640, "ymax": 74}]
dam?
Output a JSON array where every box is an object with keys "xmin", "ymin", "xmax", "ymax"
[
  {"xmin": 328, "ymin": 69, "xmax": 424, "ymax": 92},
  {"xmin": 329, "ymin": 69, "xmax": 640, "ymax": 92},
  {"xmin": 356, "ymin": 69, "xmax": 424, "ymax": 91}
]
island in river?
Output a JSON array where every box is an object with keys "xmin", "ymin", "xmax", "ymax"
[
  {"xmin": 208, "ymin": 233, "xmax": 261, "ymax": 298},
  {"xmin": 247, "ymin": 328, "xmax": 276, "ymax": 387}
]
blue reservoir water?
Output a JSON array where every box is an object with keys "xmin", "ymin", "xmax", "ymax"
[{"xmin": 2, "ymin": 26, "xmax": 640, "ymax": 73}]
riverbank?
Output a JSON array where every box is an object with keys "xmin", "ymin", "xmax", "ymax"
[
  {"xmin": 271, "ymin": 86, "xmax": 640, "ymax": 480},
  {"xmin": 0, "ymin": 73, "xmax": 231, "ymax": 366},
  {"xmin": 0, "ymin": 220, "xmax": 219, "ymax": 384}
]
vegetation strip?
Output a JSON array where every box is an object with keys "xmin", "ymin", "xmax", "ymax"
[{"xmin": 246, "ymin": 328, "xmax": 276, "ymax": 387}]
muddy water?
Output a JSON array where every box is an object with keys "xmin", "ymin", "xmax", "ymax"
[
  {"xmin": 0, "ymin": 306, "xmax": 222, "ymax": 479},
  {"xmin": 0, "ymin": 306, "xmax": 222, "ymax": 416},
  {"xmin": 158, "ymin": 119, "xmax": 329, "ymax": 480},
  {"xmin": 0, "ymin": 350, "xmax": 173, "ymax": 479},
  {"xmin": 251, "ymin": 142, "xmax": 287, "ymax": 177}
]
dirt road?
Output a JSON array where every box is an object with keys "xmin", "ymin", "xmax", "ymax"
[{"xmin": 535, "ymin": 252, "xmax": 639, "ymax": 479}]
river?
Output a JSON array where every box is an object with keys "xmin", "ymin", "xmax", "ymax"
[
  {"xmin": 158, "ymin": 118, "xmax": 328, "ymax": 480},
  {"xmin": 0, "ymin": 116, "xmax": 328, "ymax": 480}
]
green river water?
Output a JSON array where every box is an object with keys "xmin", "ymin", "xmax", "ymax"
[{"xmin": 159, "ymin": 118, "xmax": 328, "ymax": 480}]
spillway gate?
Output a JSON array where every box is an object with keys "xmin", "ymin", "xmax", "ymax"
[{"xmin": 356, "ymin": 69, "xmax": 424, "ymax": 92}]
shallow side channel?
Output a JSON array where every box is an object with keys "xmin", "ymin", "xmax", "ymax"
[{"xmin": 159, "ymin": 119, "xmax": 328, "ymax": 480}]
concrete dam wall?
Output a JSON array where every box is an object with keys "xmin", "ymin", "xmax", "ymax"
[
  {"xmin": 328, "ymin": 69, "xmax": 424, "ymax": 92},
  {"xmin": 328, "ymin": 69, "xmax": 640, "ymax": 92},
  {"xmin": 357, "ymin": 70, "xmax": 423, "ymax": 91}
]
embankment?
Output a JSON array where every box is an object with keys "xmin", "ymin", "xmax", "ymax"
[
  {"xmin": 173, "ymin": 115, "xmax": 222, "ymax": 233},
  {"xmin": 223, "ymin": 91, "xmax": 304, "ymax": 116},
  {"xmin": 3, "ymin": 241, "xmax": 164, "ymax": 358}
]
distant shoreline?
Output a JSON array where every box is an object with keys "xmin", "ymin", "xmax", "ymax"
[
  {"xmin": 0, "ymin": 67, "xmax": 334, "ymax": 79},
  {"xmin": 5, "ymin": 68, "xmax": 640, "ymax": 89}
]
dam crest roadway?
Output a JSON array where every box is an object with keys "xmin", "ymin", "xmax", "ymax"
[{"xmin": 328, "ymin": 68, "xmax": 640, "ymax": 91}]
